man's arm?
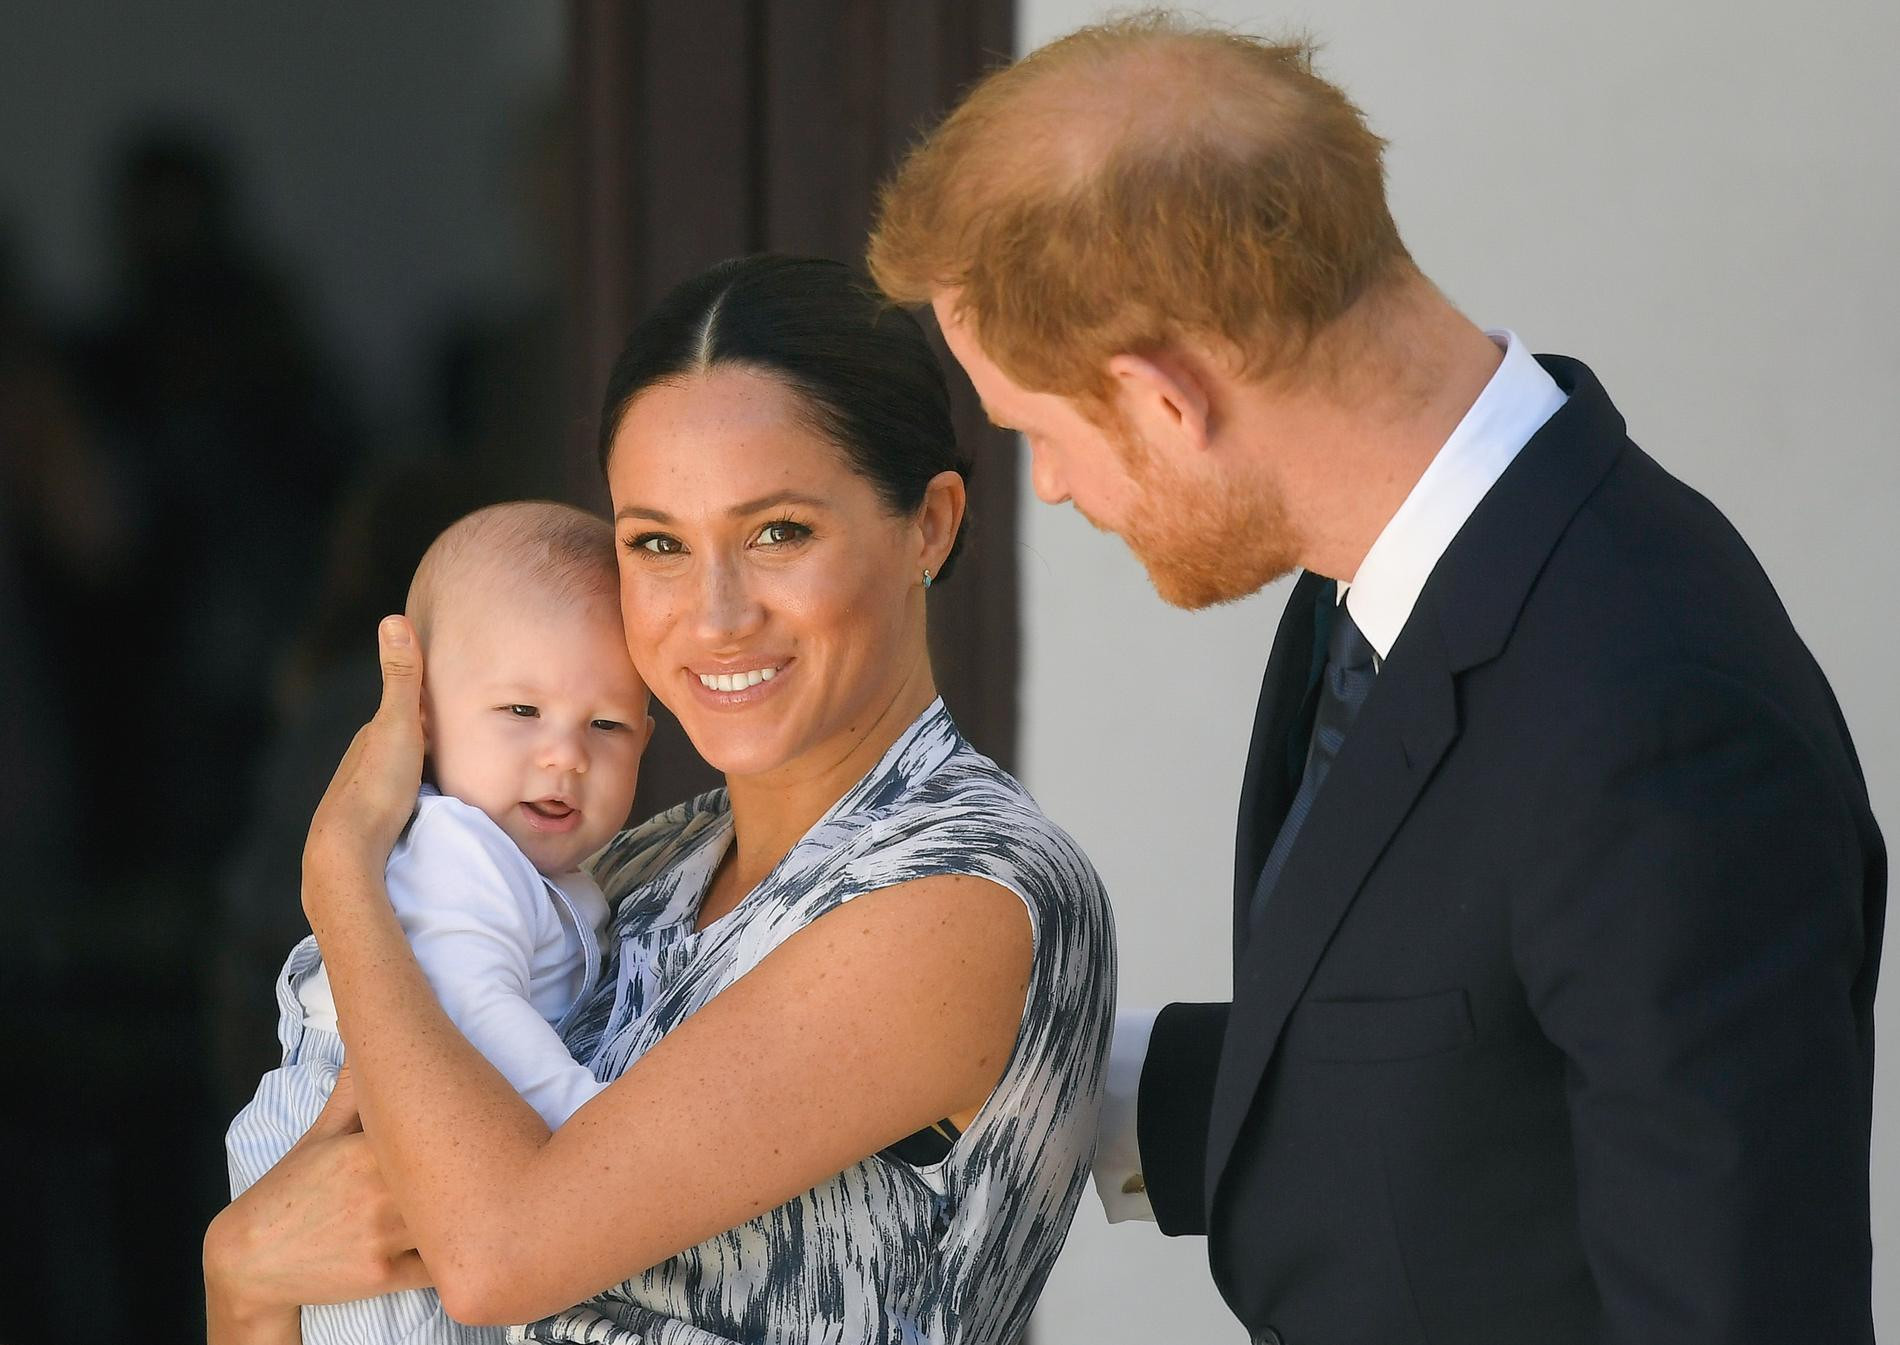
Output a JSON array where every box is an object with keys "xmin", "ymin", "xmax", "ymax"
[
  {"xmin": 1515, "ymin": 664, "xmax": 1877, "ymax": 1342},
  {"xmin": 1115, "ymin": 1000, "xmax": 1229, "ymax": 1236},
  {"xmin": 1093, "ymin": 1007, "xmax": 1159, "ymax": 1222}
]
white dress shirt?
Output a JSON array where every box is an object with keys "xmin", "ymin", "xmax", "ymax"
[{"xmin": 1094, "ymin": 330, "xmax": 1567, "ymax": 1221}]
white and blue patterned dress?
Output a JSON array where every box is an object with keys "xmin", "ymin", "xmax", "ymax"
[{"xmin": 514, "ymin": 700, "xmax": 1115, "ymax": 1345}]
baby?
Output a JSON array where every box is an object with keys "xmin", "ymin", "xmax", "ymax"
[{"xmin": 226, "ymin": 500, "xmax": 649, "ymax": 1343}]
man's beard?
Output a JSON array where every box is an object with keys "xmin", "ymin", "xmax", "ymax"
[{"xmin": 1088, "ymin": 437, "xmax": 1299, "ymax": 610}]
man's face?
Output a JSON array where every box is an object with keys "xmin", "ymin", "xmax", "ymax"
[
  {"xmin": 424, "ymin": 593, "xmax": 650, "ymax": 874},
  {"xmin": 933, "ymin": 293, "xmax": 1295, "ymax": 608}
]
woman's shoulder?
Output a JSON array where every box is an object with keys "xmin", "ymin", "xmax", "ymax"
[{"xmin": 851, "ymin": 739, "xmax": 1108, "ymax": 916}]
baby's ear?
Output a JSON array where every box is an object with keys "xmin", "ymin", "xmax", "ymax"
[{"xmin": 416, "ymin": 693, "xmax": 438, "ymax": 787}]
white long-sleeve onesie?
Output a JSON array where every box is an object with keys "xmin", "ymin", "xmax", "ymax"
[{"xmin": 225, "ymin": 787, "xmax": 611, "ymax": 1344}]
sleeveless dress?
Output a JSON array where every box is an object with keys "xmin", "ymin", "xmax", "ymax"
[{"xmin": 511, "ymin": 700, "xmax": 1116, "ymax": 1345}]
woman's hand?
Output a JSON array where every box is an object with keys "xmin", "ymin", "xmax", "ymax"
[
  {"xmin": 205, "ymin": 1069, "xmax": 430, "ymax": 1341},
  {"xmin": 303, "ymin": 616, "xmax": 427, "ymax": 909}
]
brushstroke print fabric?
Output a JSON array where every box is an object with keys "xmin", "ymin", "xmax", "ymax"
[{"xmin": 513, "ymin": 700, "xmax": 1116, "ymax": 1345}]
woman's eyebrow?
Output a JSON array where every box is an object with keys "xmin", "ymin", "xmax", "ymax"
[
  {"xmin": 615, "ymin": 492, "xmax": 827, "ymax": 525},
  {"xmin": 730, "ymin": 490, "xmax": 827, "ymax": 517}
]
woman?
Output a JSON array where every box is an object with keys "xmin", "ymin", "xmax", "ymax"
[{"xmin": 205, "ymin": 255, "xmax": 1116, "ymax": 1344}]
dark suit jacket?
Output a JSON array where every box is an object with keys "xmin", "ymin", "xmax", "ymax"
[{"xmin": 1137, "ymin": 356, "xmax": 1885, "ymax": 1345}]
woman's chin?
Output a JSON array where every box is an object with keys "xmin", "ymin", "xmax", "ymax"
[
  {"xmin": 699, "ymin": 740, "xmax": 794, "ymax": 782},
  {"xmin": 691, "ymin": 736, "xmax": 795, "ymax": 781}
]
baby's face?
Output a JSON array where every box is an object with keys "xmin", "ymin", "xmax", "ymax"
[{"xmin": 423, "ymin": 594, "xmax": 649, "ymax": 874}]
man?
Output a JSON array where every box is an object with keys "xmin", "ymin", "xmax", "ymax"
[{"xmin": 869, "ymin": 13, "xmax": 1884, "ymax": 1345}]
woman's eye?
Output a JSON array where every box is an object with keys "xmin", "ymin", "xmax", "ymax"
[
  {"xmin": 506, "ymin": 704, "xmax": 539, "ymax": 718},
  {"xmin": 755, "ymin": 519, "xmax": 810, "ymax": 547},
  {"xmin": 628, "ymin": 533, "xmax": 682, "ymax": 555}
]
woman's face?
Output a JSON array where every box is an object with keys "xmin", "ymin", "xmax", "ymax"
[{"xmin": 605, "ymin": 365, "xmax": 930, "ymax": 783}]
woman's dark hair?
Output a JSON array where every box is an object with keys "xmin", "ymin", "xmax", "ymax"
[{"xmin": 596, "ymin": 254, "xmax": 974, "ymax": 582}]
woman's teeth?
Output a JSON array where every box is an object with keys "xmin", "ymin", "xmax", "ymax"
[{"xmin": 698, "ymin": 667, "xmax": 777, "ymax": 692}]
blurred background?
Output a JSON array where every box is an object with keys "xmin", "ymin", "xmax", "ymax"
[{"xmin": 1, "ymin": 1, "xmax": 1894, "ymax": 1342}]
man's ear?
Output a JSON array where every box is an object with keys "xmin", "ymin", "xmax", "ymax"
[{"xmin": 1106, "ymin": 349, "xmax": 1215, "ymax": 457}]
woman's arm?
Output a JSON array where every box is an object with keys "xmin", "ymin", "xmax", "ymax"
[
  {"xmin": 308, "ymin": 619, "xmax": 1035, "ymax": 1326},
  {"xmin": 203, "ymin": 617, "xmax": 440, "ymax": 1338}
]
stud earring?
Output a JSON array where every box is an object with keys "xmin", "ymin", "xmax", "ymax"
[{"xmin": 922, "ymin": 568, "xmax": 934, "ymax": 590}]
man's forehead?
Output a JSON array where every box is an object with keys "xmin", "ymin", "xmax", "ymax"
[
  {"xmin": 928, "ymin": 288, "xmax": 981, "ymax": 351},
  {"xmin": 928, "ymin": 294, "xmax": 1006, "ymax": 386}
]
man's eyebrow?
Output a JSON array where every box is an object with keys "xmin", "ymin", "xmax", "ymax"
[{"xmin": 612, "ymin": 491, "xmax": 829, "ymax": 526}]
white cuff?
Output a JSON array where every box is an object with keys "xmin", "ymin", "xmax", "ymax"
[{"xmin": 1092, "ymin": 1005, "xmax": 1160, "ymax": 1223}]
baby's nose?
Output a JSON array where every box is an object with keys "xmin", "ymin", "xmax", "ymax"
[{"xmin": 542, "ymin": 733, "xmax": 588, "ymax": 773}]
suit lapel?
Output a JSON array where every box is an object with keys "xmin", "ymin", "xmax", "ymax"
[
  {"xmin": 1201, "ymin": 354, "xmax": 1635, "ymax": 1217},
  {"xmin": 1204, "ymin": 613, "xmax": 1460, "ymax": 1203},
  {"xmin": 1231, "ymin": 571, "xmax": 1331, "ymax": 953}
]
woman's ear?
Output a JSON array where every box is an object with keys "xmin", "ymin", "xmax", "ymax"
[{"xmin": 916, "ymin": 469, "xmax": 968, "ymax": 575}]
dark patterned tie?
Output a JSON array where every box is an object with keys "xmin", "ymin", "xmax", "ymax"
[{"xmin": 1247, "ymin": 595, "xmax": 1379, "ymax": 936}]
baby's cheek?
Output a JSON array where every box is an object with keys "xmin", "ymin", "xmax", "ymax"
[
  {"xmin": 601, "ymin": 746, "xmax": 643, "ymax": 824},
  {"xmin": 430, "ymin": 750, "xmax": 501, "ymax": 819}
]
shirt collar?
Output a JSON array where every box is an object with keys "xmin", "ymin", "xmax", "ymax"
[{"xmin": 1338, "ymin": 330, "xmax": 1567, "ymax": 661}]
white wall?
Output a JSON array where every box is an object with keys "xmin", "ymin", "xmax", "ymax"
[{"xmin": 1014, "ymin": 3, "xmax": 1900, "ymax": 1341}]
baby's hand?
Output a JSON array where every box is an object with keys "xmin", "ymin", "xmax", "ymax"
[{"xmin": 304, "ymin": 616, "xmax": 427, "ymax": 898}]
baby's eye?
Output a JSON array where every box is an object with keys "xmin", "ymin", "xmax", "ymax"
[
  {"xmin": 505, "ymin": 704, "xmax": 539, "ymax": 718},
  {"xmin": 590, "ymin": 718, "xmax": 625, "ymax": 732},
  {"xmin": 628, "ymin": 532, "xmax": 683, "ymax": 555},
  {"xmin": 754, "ymin": 519, "xmax": 811, "ymax": 547}
]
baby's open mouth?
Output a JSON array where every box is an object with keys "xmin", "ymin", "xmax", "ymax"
[{"xmin": 524, "ymin": 799, "xmax": 577, "ymax": 822}]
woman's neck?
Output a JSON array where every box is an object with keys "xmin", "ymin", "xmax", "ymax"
[{"xmin": 701, "ymin": 661, "xmax": 940, "ymax": 925}]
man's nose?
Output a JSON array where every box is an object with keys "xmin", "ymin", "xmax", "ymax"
[{"xmin": 1028, "ymin": 442, "xmax": 1071, "ymax": 505}]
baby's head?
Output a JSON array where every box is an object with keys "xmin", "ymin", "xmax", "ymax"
[{"xmin": 407, "ymin": 501, "xmax": 649, "ymax": 875}]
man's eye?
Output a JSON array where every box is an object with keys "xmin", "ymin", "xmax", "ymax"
[
  {"xmin": 755, "ymin": 520, "xmax": 810, "ymax": 547},
  {"xmin": 627, "ymin": 533, "xmax": 683, "ymax": 555},
  {"xmin": 590, "ymin": 718, "xmax": 624, "ymax": 732},
  {"xmin": 506, "ymin": 704, "xmax": 539, "ymax": 718}
]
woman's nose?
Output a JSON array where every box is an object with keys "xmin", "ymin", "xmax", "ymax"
[{"xmin": 689, "ymin": 555, "xmax": 765, "ymax": 644}]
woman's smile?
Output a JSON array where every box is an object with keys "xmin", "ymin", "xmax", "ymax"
[{"xmin": 687, "ymin": 657, "xmax": 794, "ymax": 708}]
